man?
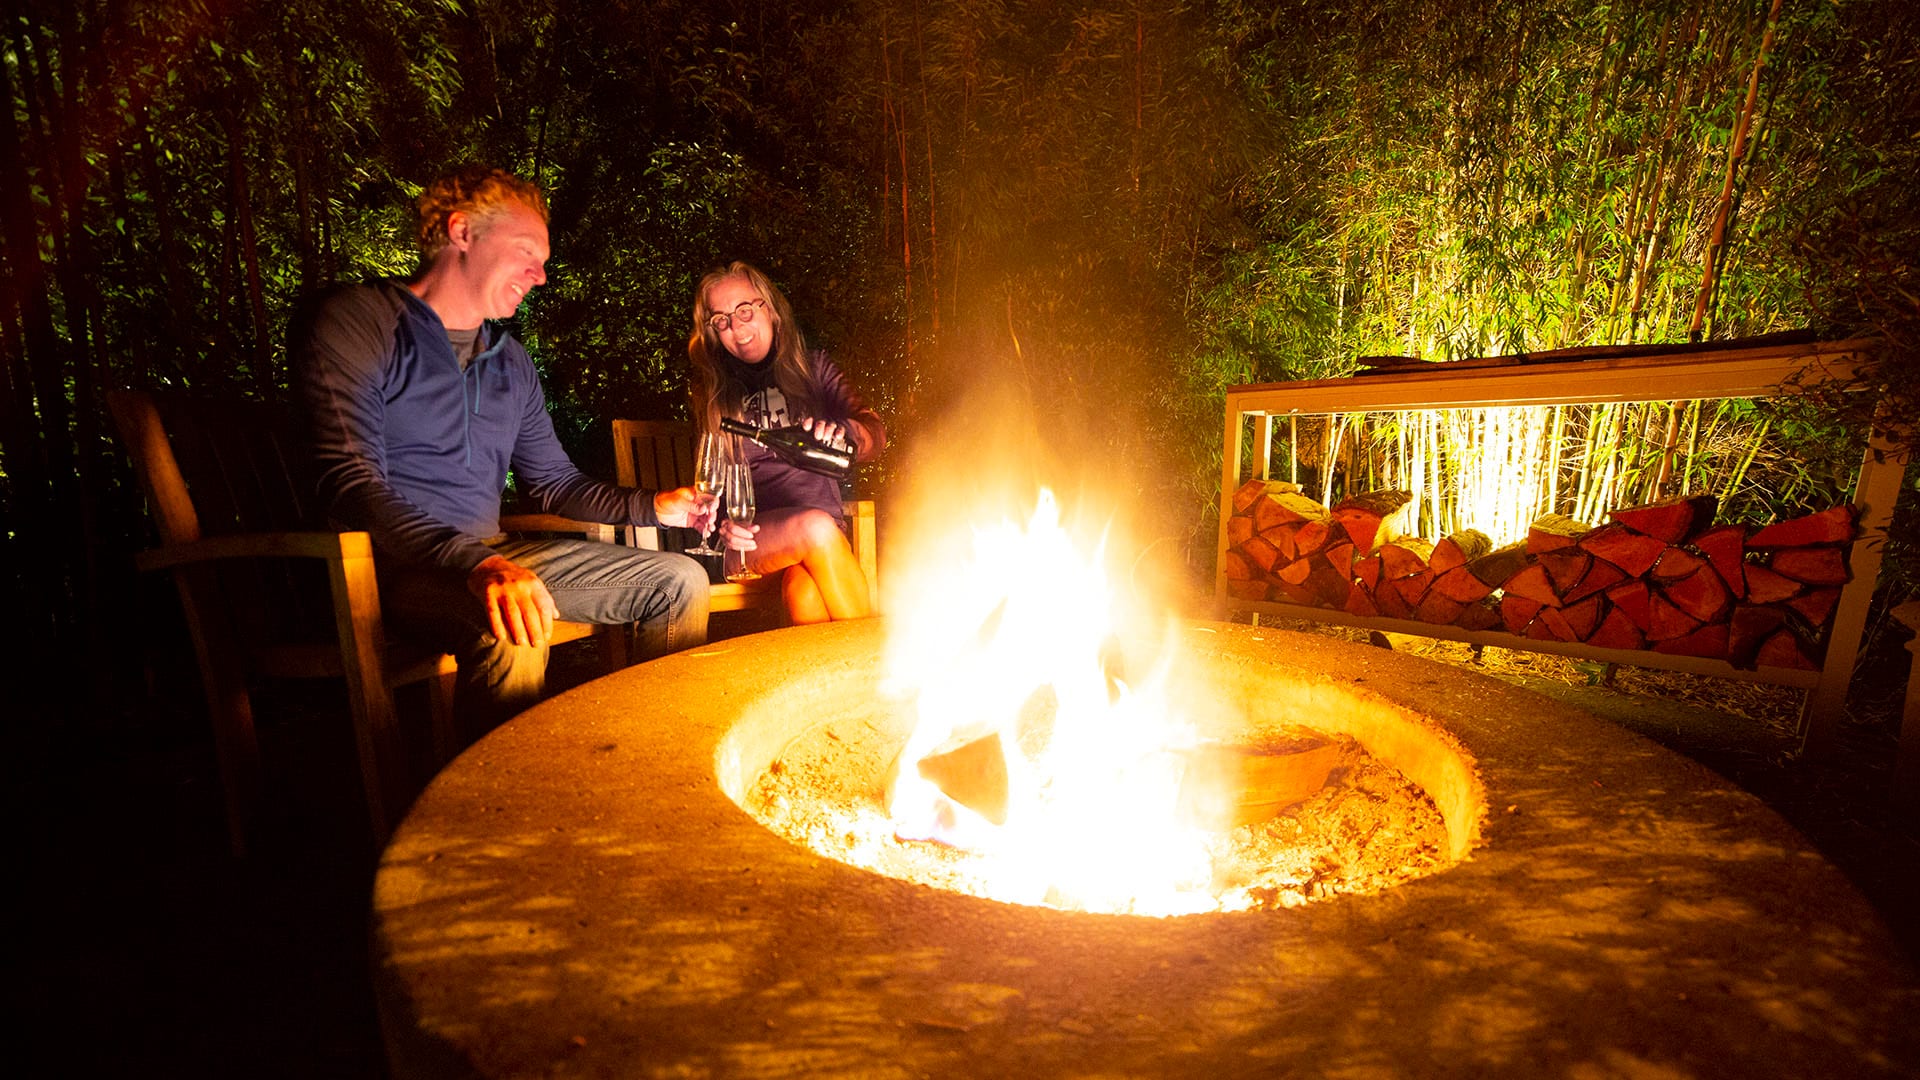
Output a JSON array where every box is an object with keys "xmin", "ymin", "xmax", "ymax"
[{"xmin": 295, "ymin": 165, "xmax": 735, "ymax": 722}]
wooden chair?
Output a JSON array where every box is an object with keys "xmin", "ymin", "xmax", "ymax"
[
  {"xmin": 610, "ymin": 419, "xmax": 878, "ymax": 617},
  {"xmin": 110, "ymin": 388, "xmax": 616, "ymax": 854}
]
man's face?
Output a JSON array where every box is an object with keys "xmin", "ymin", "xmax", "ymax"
[
  {"xmin": 706, "ymin": 274, "xmax": 774, "ymax": 365},
  {"xmin": 454, "ymin": 201, "xmax": 549, "ymax": 321}
]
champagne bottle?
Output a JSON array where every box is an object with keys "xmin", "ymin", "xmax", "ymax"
[{"xmin": 719, "ymin": 417, "xmax": 854, "ymax": 479}]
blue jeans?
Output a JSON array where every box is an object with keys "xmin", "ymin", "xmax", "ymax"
[{"xmin": 382, "ymin": 538, "xmax": 709, "ymax": 726}]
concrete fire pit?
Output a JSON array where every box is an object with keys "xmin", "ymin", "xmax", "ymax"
[{"xmin": 373, "ymin": 619, "xmax": 1919, "ymax": 1077}]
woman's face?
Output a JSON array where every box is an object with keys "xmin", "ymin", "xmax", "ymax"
[{"xmin": 705, "ymin": 274, "xmax": 774, "ymax": 365}]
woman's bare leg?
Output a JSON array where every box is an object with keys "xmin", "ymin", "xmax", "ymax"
[
  {"xmin": 782, "ymin": 565, "xmax": 831, "ymax": 624},
  {"xmin": 748, "ymin": 507, "xmax": 872, "ymax": 620}
]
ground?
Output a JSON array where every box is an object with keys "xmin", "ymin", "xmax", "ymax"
[{"xmin": 11, "ymin": 609, "xmax": 1916, "ymax": 1078}]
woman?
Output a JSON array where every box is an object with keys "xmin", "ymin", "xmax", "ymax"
[{"xmin": 688, "ymin": 261, "xmax": 883, "ymax": 622}]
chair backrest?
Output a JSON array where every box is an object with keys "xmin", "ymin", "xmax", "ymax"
[
  {"xmin": 612, "ymin": 419, "xmax": 697, "ymax": 490},
  {"xmin": 109, "ymin": 388, "xmax": 333, "ymax": 642},
  {"xmin": 110, "ymin": 388, "xmax": 321, "ymax": 544}
]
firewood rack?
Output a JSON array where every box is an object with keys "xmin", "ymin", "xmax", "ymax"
[{"xmin": 1214, "ymin": 336, "xmax": 1904, "ymax": 760}]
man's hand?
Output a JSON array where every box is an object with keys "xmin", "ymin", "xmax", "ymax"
[
  {"xmin": 653, "ymin": 485, "xmax": 713, "ymax": 531},
  {"xmin": 467, "ymin": 554, "xmax": 557, "ymax": 647}
]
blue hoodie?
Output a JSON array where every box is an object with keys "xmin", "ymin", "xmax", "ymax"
[{"xmin": 294, "ymin": 279, "xmax": 658, "ymax": 573}]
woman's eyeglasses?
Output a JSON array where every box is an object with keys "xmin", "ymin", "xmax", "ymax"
[{"xmin": 708, "ymin": 299, "xmax": 767, "ymax": 334}]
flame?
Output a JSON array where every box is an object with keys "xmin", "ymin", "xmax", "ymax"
[{"xmin": 882, "ymin": 490, "xmax": 1217, "ymax": 916}]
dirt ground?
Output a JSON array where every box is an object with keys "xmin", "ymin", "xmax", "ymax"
[{"xmin": 11, "ymin": 609, "xmax": 1917, "ymax": 1077}]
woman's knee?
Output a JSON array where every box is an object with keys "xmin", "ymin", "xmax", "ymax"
[{"xmin": 793, "ymin": 509, "xmax": 849, "ymax": 553}]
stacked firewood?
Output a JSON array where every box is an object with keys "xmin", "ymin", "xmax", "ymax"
[{"xmin": 1223, "ymin": 480, "xmax": 1856, "ymax": 671}]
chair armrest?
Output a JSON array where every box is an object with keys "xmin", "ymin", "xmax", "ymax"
[
  {"xmin": 134, "ymin": 530, "xmax": 373, "ymax": 573},
  {"xmin": 498, "ymin": 513, "xmax": 617, "ymax": 543}
]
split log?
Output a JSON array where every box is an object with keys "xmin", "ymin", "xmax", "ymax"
[
  {"xmin": 1645, "ymin": 591, "xmax": 1703, "ymax": 642},
  {"xmin": 1501, "ymin": 595, "xmax": 1543, "ymax": 636},
  {"xmin": 1605, "ymin": 580, "xmax": 1653, "ymax": 631},
  {"xmin": 1748, "ymin": 504, "xmax": 1857, "ymax": 548},
  {"xmin": 1305, "ymin": 563, "xmax": 1354, "ymax": 608},
  {"xmin": 1525, "ymin": 615, "xmax": 1560, "ymax": 641},
  {"xmin": 1608, "ymin": 493, "xmax": 1718, "ymax": 544},
  {"xmin": 1538, "ymin": 595, "xmax": 1604, "ymax": 641},
  {"xmin": 1414, "ymin": 590, "xmax": 1468, "ymax": 625},
  {"xmin": 1432, "ymin": 565, "xmax": 1495, "ymax": 604},
  {"xmin": 1652, "ymin": 622, "xmax": 1729, "ymax": 659},
  {"xmin": 1374, "ymin": 578, "xmax": 1416, "ymax": 619},
  {"xmin": 1728, "ymin": 605, "xmax": 1789, "ymax": 670},
  {"xmin": 1390, "ymin": 571, "xmax": 1434, "ymax": 609},
  {"xmin": 1527, "ymin": 514, "xmax": 1592, "ymax": 553},
  {"xmin": 1768, "ymin": 547, "xmax": 1849, "ymax": 586},
  {"xmin": 1692, "ymin": 523, "xmax": 1748, "ymax": 598},
  {"xmin": 1467, "ymin": 543, "xmax": 1531, "ymax": 588},
  {"xmin": 1242, "ymin": 535, "xmax": 1283, "ymax": 575},
  {"xmin": 1562, "ymin": 558, "xmax": 1628, "ymax": 606},
  {"xmin": 1755, "ymin": 626, "xmax": 1819, "ymax": 670},
  {"xmin": 1233, "ymin": 478, "xmax": 1305, "ymax": 515},
  {"xmin": 1330, "ymin": 490, "xmax": 1412, "ymax": 554},
  {"xmin": 1261, "ymin": 522, "xmax": 1302, "ymax": 563},
  {"xmin": 1429, "ymin": 529, "xmax": 1493, "ymax": 574},
  {"xmin": 1344, "ymin": 586, "xmax": 1380, "ymax": 617},
  {"xmin": 1660, "ymin": 566, "xmax": 1733, "ymax": 625},
  {"xmin": 1379, "ymin": 539, "xmax": 1435, "ymax": 580},
  {"xmin": 1322, "ymin": 542, "xmax": 1356, "ymax": 577},
  {"xmin": 1787, "ymin": 587, "xmax": 1841, "ymax": 630},
  {"xmin": 1456, "ymin": 596, "xmax": 1502, "ymax": 632},
  {"xmin": 1354, "ymin": 554, "xmax": 1383, "ymax": 592},
  {"xmin": 1293, "ymin": 518, "xmax": 1339, "ymax": 556},
  {"xmin": 1587, "ymin": 606, "xmax": 1647, "ymax": 651},
  {"xmin": 1651, "ymin": 546, "xmax": 1707, "ymax": 581},
  {"xmin": 1252, "ymin": 491, "xmax": 1328, "ymax": 533},
  {"xmin": 1500, "ymin": 564, "xmax": 1563, "ymax": 607},
  {"xmin": 1222, "ymin": 550, "xmax": 1255, "ymax": 582},
  {"xmin": 1538, "ymin": 548, "xmax": 1594, "ymax": 597},
  {"xmin": 1227, "ymin": 579, "xmax": 1269, "ymax": 601},
  {"xmin": 1275, "ymin": 556, "xmax": 1313, "ymax": 586},
  {"xmin": 1579, "ymin": 524, "xmax": 1668, "ymax": 577},
  {"xmin": 1227, "ymin": 515, "xmax": 1254, "ymax": 549},
  {"xmin": 1271, "ymin": 577, "xmax": 1316, "ymax": 606},
  {"xmin": 1743, "ymin": 563, "xmax": 1803, "ymax": 603}
]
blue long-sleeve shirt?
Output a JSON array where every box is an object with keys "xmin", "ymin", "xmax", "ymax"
[{"xmin": 294, "ymin": 280, "xmax": 659, "ymax": 573}]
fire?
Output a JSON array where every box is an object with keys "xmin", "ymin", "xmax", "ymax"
[{"xmin": 881, "ymin": 490, "xmax": 1219, "ymax": 916}]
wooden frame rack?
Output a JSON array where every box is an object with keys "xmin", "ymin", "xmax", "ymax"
[{"xmin": 1215, "ymin": 337, "xmax": 1903, "ymax": 757}]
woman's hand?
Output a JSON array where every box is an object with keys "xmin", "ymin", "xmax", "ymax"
[
  {"xmin": 719, "ymin": 520, "xmax": 759, "ymax": 551},
  {"xmin": 800, "ymin": 416, "xmax": 857, "ymax": 454}
]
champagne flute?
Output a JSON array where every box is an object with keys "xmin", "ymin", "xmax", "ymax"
[
  {"xmin": 723, "ymin": 458, "xmax": 761, "ymax": 582},
  {"xmin": 685, "ymin": 430, "xmax": 726, "ymax": 556}
]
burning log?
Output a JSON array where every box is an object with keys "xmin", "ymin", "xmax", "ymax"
[{"xmin": 1178, "ymin": 739, "xmax": 1343, "ymax": 829}]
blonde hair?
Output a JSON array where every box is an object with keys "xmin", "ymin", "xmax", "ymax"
[
  {"xmin": 687, "ymin": 262, "xmax": 822, "ymax": 431},
  {"xmin": 414, "ymin": 166, "xmax": 549, "ymax": 258}
]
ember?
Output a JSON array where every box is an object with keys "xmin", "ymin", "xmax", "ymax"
[{"xmin": 745, "ymin": 489, "xmax": 1453, "ymax": 916}]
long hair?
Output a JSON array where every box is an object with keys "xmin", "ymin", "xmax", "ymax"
[{"xmin": 687, "ymin": 261, "xmax": 821, "ymax": 432}]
